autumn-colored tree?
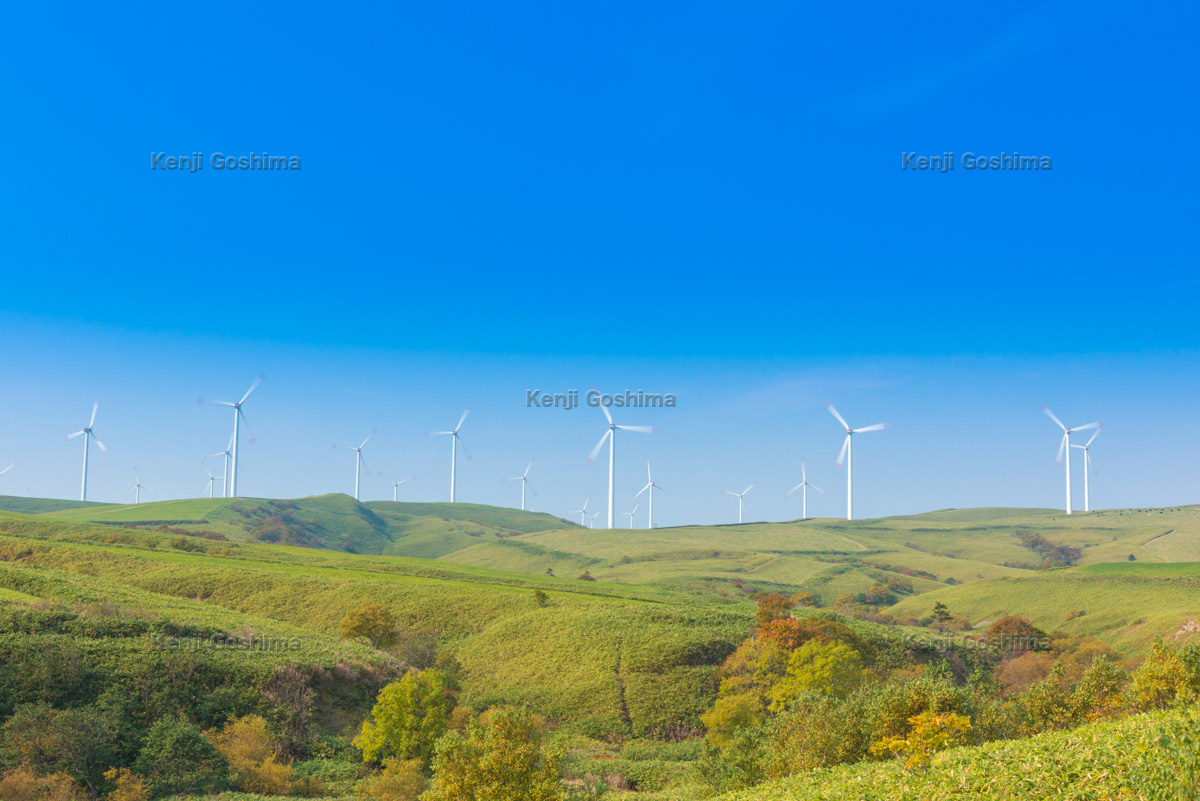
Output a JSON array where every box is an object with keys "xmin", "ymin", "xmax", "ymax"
[
  {"xmin": 869, "ymin": 711, "xmax": 972, "ymax": 770},
  {"xmin": 715, "ymin": 637, "xmax": 790, "ymax": 703},
  {"xmin": 790, "ymin": 591, "xmax": 818, "ymax": 608},
  {"xmin": 339, "ymin": 602, "xmax": 400, "ymax": 649},
  {"xmin": 427, "ymin": 707, "xmax": 562, "ymax": 801},
  {"xmin": 354, "ymin": 669, "xmax": 455, "ymax": 767},
  {"xmin": 1068, "ymin": 656, "xmax": 1126, "ymax": 723},
  {"xmin": 0, "ymin": 766, "xmax": 87, "ymax": 801},
  {"xmin": 997, "ymin": 651, "xmax": 1055, "ymax": 694},
  {"xmin": 358, "ymin": 757, "xmax": 426, "ymax": 801},
  {"xmin": 102, "ymin": 768, "xmax": 149, "ymax": 801},
  {"xmin": 862, "ymin": 585, "xmax": 896, "ymax": 606},
  {"xmin": 1129, "ymin": 641, "xmax": 1196, "ymax": 711},
  {"xmin": 984, "ymin": 615, "xmax": 1047, "ymax": 656},
  {"xmin": 205, "ymin": 714, "xmax": 299, "ymax": 795},
  {"xmin": 755, "ymin": 593, "xmax": 795, "ymax": 627}
]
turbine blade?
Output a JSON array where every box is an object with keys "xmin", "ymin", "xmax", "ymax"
[
  {"xmin": 523, "ymin": 460, "xmax": 533, "ymax": 478},
  {"xmin": 802, "ymin": 460, "xmax": 807, "ymax": 481},
  {"xmin": 743, "ymin": 484, "xmax": 754, "ymax": 495},
  {"xmin": 91, "ymin": 435, "xmax": 108, "ymax": 454},
  {"xmin": 1042, "ymin": 406, "xmax": 1067, "ymax": 431},
  {"xmin": 836, "ymin": 435, "xmax": 850, "ymax": 466},
  {"xmin": 88, "ymin": 401, "xmax": 99, "ymax": 428},
  {"xmin": 724, "ymin": 490, "xmax": 737, "ymax": 496},
  {"xmin": 456, "ymin": 434, "xmax": 473, "ymax": 461},
  {"xmin": 239, "ymin": 374, "xmax": 265, "ymax": 405},
  {"xmin": 0, "ymin": 463, "xmax": 14, "ymax": 477},
  {"xmin": 360, "ymin": 430, "xmax": 376, "ymax": 449},
  {"xmin": 1055, "ymin": 432, "xmax": 1066, "ymax": 464},
  {"xmin": 202, "ymin": 399, "xmax": 237, "ymax": 407},
  {"xmin": 655, "ymin": 485, "xmax": 669, "ymax": 494},
  {"xmin": 454, "ymin": 408, "xmax": 470, "ymax": 433},
  {"xmin": 634, "ymin": 482, "xmax": 651, "ymax": 498},
  {"xmin": 67, "ymin": 430, "xmax": 85, "ymax": 440},
  {"xmin": 811, "ymin": 484, "xmax": 826, "ymax": 495},
  {"xmin": 1086, "ymin": 428, "xmax": 1102, "ymax": 447},
  {"xmin": 616, "ymin": 425, "xmax": 655, "ymax": 434},
  {"xmin": 852, "ymin": 422, "xmax": 887, "ymax": 433},
  {"xmin": 586, "ymin": 430, "xmax": 611, "ymax": 463},
  {"xmin": 647, "ymin": 461, "xmax": 653, "ymax": 482},
  {"xmin": 826, "ymin": 403, "xmax": 850, "ymax": 430},
  {"xmin": 599, "ymin": 400, "xmax": 613, "ymax": 426},
  {"xmin": 786, "ymin": 483, "xmax": 803, "ymax": 497},
  {"xmin": 1073, "ymin": 421, "xmax": 1101, "ymax": 432},
  {"xmin": 429, "ymin": 431, "xmax": 454, "ymax": 436}
]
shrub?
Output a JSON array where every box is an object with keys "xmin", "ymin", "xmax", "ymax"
[
  {"xmin": 768, "ymin": 641, "xmax": 869, "ymax": 710},
  {"xmin": 533, "ymin": 590, "xmax": 549, "ymax": 608},
  {"xmin": 102, "ymin": 768, "xmax": 149, "ymax": 801},
  {"xmin": 206, "ymin": 714, "xmax": 299, "ymax": 795},
  {"xmin": 869, "ymin": 711, "xmax": 972, "ymax": 770},
  {"xmin": 701, "ymin": 693, "xmax": 763, "ymax": 748},
  {"xmin": 339, "ymin": 602, "xmax": 400, "ymax": 649},
  {"xmin": 1129, "ymin": 641, "xmax": 1196, "ymax": 711},
  {"xmin": 0, "ymin": 766, "xmax": 87, "ymax": 801},
  {"xmin": 755, "ymin": 593, "xmax": 795, "ymax": 626},
  {"xmin": 357, "ymin": 757, "xmax": 426, "ymax": 801}
]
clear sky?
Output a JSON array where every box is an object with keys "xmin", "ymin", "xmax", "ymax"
[{"xmin": 0, "ymin": 2, "xmax": 1196, "ymax": 523}]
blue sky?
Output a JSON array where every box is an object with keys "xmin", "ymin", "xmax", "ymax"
[{"xmin": 0, "ymin": 2, "xmax": 1196, "ymax": 523}]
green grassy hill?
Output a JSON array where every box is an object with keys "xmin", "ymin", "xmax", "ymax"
[{"xmin": 0, "ymin": 494, "xmax": 111, "ymax": 514}]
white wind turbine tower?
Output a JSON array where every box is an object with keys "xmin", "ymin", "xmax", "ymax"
[
  {"xmin": 128, "ymin": 468, "xmax": 151, "ymax": 504},
  {"xmin": 381, "ymin": 473, "xmax": 414, "ymax": 502},
  {"xmin": 200, "ymin": 375, "xmax": 263, "ymax": 498},
  {"xmin": 724, "ymin": 484, "xmax": 754, "ymax": 524},
  {"xmin": 633, "ymin": 461, "xmax": 668, "ymax": 530},
  {"xmin": 587, "ymin": 510, "xmax": 600, "ymax": 529},
  {"xmin": 208, "ymin": 433, "xmax": 233, "ymax": 498},
  {"xmin": 1071, "ymin": 427, "xmax": 1103, "ymax": 513},
  {"xmin": 67, "ymin": 401, "xmax": 107, "ymax": 501},
  {"xmin": 1042, "ymin": 407, "xmax": 1100, "ymax": 515},
  {"xmin": 786, "ymin": 460, "xmax": 826, "ymax": 519},
  {"xmin": 623, "ymin": 504, "xmax": 639, "ymax": 529},
  {"xmin": 586, "ymin": 403, "xmax": 655, "ymax": 529},
  {"xmin": 430, "ymin": 408, "xmax": 471, "ymax": 502},
  {"xmin": 337, "ymin": 430, "xmax": 375, "ymax": 501},
  {"xmin": 570, "ymin": 496, "xmax": 590, "ymax": 526},
  {"xmin": 506, "ymin": 460, "xmax": 535, "ymax": 511},
  {"xmin": 202, "ymin": 463, "xmax": 220, "ymax": 498},
  {"xmin": 827, "ymin": 404, "xmax": 888, "ymax": 521}
]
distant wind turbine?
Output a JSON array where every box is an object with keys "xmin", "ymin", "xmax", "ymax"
[
  {"xmin": 827, "ymin": 404, "xmax": 887, "ymax": 521},
  {"xmin": 430, "ymin": 408, "xmax": 471, "ymax": 502},
  {"xmin": 570, "ymin": 496, "xmax": 590, "ymax": 526},
  {"xmin": 633, "ymin": 461, "xmax": 667, "ymax": 530},
  {"xmin": 200, "ymin": 375, "xmax": 263, "ymax": 498},
  {"xmin": 202, "ymin": 463, "xmax": 220, "ymax": 498},
  {"xmin": 506, "ymin": 460, "xmax": 535, "ymax": 511},
  {"xmin": 208, "ymin": 433, "xmax": 233, "ymax": 498},
  {"xmin": 0, "ymin": 463, "xmax": 13, "ymax": 493},
  {"xmin": 623, "ymin": 504, "xmax": 639, "ymax": 529},
  {"xmin": 381, "ymin": 473, "xmax": 414, "ymax": 502},
  {"xmin": 67, "ymin": 401, "xmax": 107, "ymax": 501},
  {"xmin": 786, "ymin": 460, "xmax": 826, "ymax": 519},
  {"xmin": 586, "ymin": 510, "xmax": 600, "ymax": 529},
  {"xmin": 586, "ymin": 402, "xmax": 655, "ymax": 529},
  {"xmin": 337, "ymin": 430, "xmax": 375, "ymax": 501},
  {"xmin": 1071, "ymin": 428, "xmax": 1103, "ymax": 512},
  {"xmin": 724, "ymin": 484, "xmax": 754, "ymax": 524},
  {"xmin": 1042, "ymin": 407, "xmax": 1100, "ymax": 515},
  {"xmin": 128, "ymin": 468, "xmax": 151, "ymax": 505}
]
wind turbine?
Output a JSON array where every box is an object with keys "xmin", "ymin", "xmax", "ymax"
[
  {"xmin": 381, "ymin": 473, "xmax": 414, "ymax": 502},
  {"xmin": 200, "ymin": 375, "xmax": 263, "ymax": 498},
  {"xmin": 786, "ymin": 460, "xmax": 826, "ymax": 519},
  {"xmin": 0, "ymin": 463, "xmax": 13, "ymax": 494},
  {"xmin": 202, "ymin": 463, "xmax": 220, "ymax": 498},
  {"xmin": 623, "ymin": 504, "xmax": 639, "ymax": 529},
  {"xmin": 67, "ymin": 401, "xmax": 107, "ymax": 501},
  {"xmin": 430, "ymin": 408, "xmax": 470, "ymax": 502},
  {"xmin": 1071, "ymin": 427, "xmax": 1103, "ymax": 513},
  {"xmin": 337, "ymin": 430, "xmax": 375, "ymax": 501},
  {"xmin": 128, "ymin": 468, "xmax": 151, "ymax": 505},
  {"xmin": 586, "ymin": 403, "xmax": 655, "ymax": 529},
  {"xmin": 1042, "ymin": 407, "xmax": 1101, "ymax": 515},
  {"xmin": 633, "ymin": 461, "xmax": 668, "ymax": 529},
  {"xmin": 208, "ymin": 433, "xmax": 233, "ymax": 498},
  {"xmin": 827, "ymin": 404, "xmax": 887, "ymax": 521},
  {"xmin": 586, "ymin": 510, "xmax": 600, "ymax": 529},
  {"xmin": 570, "ymin": 496, "xmax": 590, "ymax": 526},
  {"xmin": 506, "ymin": 460, "xmax": 535, "ymax": 511},
  {"xmin": 724, "ymin": 484, "xmax": 754, "ymax": 524}
]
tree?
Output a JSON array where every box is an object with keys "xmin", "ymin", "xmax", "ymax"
[
  {"xmin": 984, "ymin": 615, "xmax": 1047, "ymax": 656},
  {"xmin": 427, "ymin": 707, "xmax": 563, "ymax": 801},
  {"xmin": 755, "ymin": 593, "xmax": 795, "ymax": 627},
  {"xmin": 700, "ymin": 692, "xmax": 763, "ymax": 748},
  {"xmin": 358, "ymin": 757, "xmax": 426, "ymax": 801},
  {"xmin": 102, "ymin": 768, "xmax": 150, "ymax": 801},
  {"xmin": 1129, "ymin": 641, "xmax": 1195, "ymax": 711},
  {"xmin": 133, "ymin": 715, "xmax": 229, "ymax": 797},
  {"xmin": 932, "ymin": 602, "xmax": 952, "ymax": 631},
  {"xmin": 0, "ymin": 704, "xmax": 117, "ymax": 797},
  {"xmin": 354, "ymin": 669, "xmax": 455, "ymax": 767},
  {"xmin": 340, "ymin": 602, "xmax": 400, "ymax": 649},
  {"xmin": 768, "ymin": 640, "xmax": 869, "ymax": 710},
  {"xmin": 0, "ymin": 766, "xmax": 87, "ymax": 801},
  {"xmin": 205, "ymin": 714, "xmax": 299, "ymax": 795}
]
